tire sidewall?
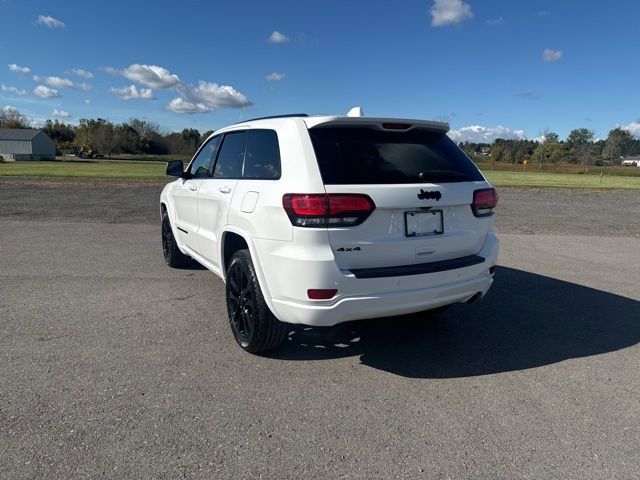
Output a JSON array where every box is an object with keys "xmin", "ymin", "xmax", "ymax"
[{"xmin": 161, "ymin": 212, "xmax": 173, "ymax": 264}]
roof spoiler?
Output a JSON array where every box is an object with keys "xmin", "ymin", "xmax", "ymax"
[{"xmin": 306, "ymin": 116, "xmax": 450, "ymax": 133}]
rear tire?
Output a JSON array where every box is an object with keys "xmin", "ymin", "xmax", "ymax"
[
  {"xmin": 226, "ymin": 249, "xmax": 287, "ymax": 353},
  {"xmin": 161, "ymin": 210, "xmax": 191, "ymax": 268}
]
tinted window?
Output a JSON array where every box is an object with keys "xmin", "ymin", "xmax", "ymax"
[
  {"xmin": 213, "ymin": 132, "xmax": 247, "ymax": 179},
  {"xmin": 243, "ymin": 130, "xmax": 281, "ymax": 179},
  {"xmin": 309, "ymin": 127, "xmax": 484, "ymax": 184},
  {"xmin": 188, "ymin": 136, "xmax": 221, "ymax": 178}
]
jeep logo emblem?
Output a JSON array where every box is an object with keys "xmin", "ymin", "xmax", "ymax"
[{"xmin": 417, "ymin": 189, "xmax": 441, "ymax": 201}]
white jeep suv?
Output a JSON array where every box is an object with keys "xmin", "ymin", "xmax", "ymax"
[{"xmin": 160, "ymin": 113, "xmax": 499, "ymax": 353}]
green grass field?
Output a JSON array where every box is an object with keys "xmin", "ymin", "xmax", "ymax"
[
  {"xmin": 1, "ymin": 160, "xmax": 640, "ymax": 188},
  {"xmin": 483, "ymin": 171, "xmax": 640, "ymax": 189},
  {"xmin": 0, "ymin": 161, "xmax": 167, "ymax": 179}
]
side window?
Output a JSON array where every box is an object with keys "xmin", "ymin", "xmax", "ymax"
[
  {"xmin": 188, "ymin": 136, "xmax": 221, "ymax": 178},
  {"xmin": 213, "ymin": 131, "xmax": 247, "ymax": 179},
  {"xmin": 243, "ymin": 130, "xmax": 281, "ymax": 179}
]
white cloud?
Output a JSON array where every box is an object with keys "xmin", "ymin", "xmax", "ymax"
[
  {"xmin": 70, "ymin": 68, "xmax": 93, "ymax": 79},
  {"xmin": 42, "ymin": 76, "xmax": 92, "ymax": 90},
  {"xmin": 109, "ymin": 84, "xmax": 155, "ymax": 100},
  {"xmin": 104, "ymin": 63, "xmax": 252, "ymax": 114},
  {"xmin": 36, "ymin": 15, "xmax": 65, "ymax": 28},
  {"xmin": 268, "ymin": 31, "xmax": 289, "ymax": 43},
  {"xmin": 44, "ymin": 76, "xmax": 75, "ymax": 89},
  {"xmin": 265, "ymin": 72, "xmax": 285, "ymax": 81},
  {"xmin": 2, "ymin": 106, "xmax": 18, "ymax": 115},
  {"xmin": 430, "ymin": 0, "xmax": 474, "ymax": 27},
  {"xmin": 543, "ymin": 48, "xmax": 563, "ymax": 62},
  {"xmin": 83, "ymin": 99, "xmax": 92, "ymax": 105},
  {"xmin": 1, "ymin": 84, "xmax": 27, "ymax": 96},
  {"xmin": 166, "ymin": 98, "xmax": 207, "ymax": 114},
  {"xmin": 106, "ymin": 64, "xmax": 180, "ymax": 89},
  {"xmin": 168, "ymin": 81, "xmax": 252, "ymax": 114},
  {"xmin": 33, "ymin": 85, "xmax": 60, "ymax": 99},
  {"xmin": 52, "ymin": 109, "xmax": 71, "ymax": 118},
  {"xmin": 621, "ymin": 120, "xmax": 640, "ymax": 139},
  {"xmin": 448, "ymin": 125, "xmax": 526, "ymax": 143},
  {"xmin": 8, "ymin": 63, "xmax": 30, "ymax": 74},
  {"xmin": 486, "ymin": 17, "xmax": 504, "ymax": 26}
]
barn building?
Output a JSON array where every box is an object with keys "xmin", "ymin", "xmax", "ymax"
[{"xmin": 0, "ymin": 128, "xmax": 56, "ymax": 160}]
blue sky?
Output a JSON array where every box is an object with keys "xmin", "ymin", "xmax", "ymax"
[{"xmin": 1, "ymin": 0, "xmax": 639, "ymax": 142}]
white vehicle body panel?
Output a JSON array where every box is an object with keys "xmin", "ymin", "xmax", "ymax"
[{"xmin": 160, "ymin": 115, "xmax": 500, "ymax": 326}]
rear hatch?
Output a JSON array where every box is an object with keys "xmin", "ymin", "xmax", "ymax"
[{"xmin": 307, "ymin": 121, "xmax": 493, "ymax": 271}]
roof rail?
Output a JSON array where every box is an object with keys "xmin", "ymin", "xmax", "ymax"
[{"xmin": 233, "ymin": 113, "xmax": 309, "ymax": 124}]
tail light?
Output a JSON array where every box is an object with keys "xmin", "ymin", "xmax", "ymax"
[
  {"xmin": 472, "ymin": 188, "xmax": 498, "ymax": 217},
  {"xmin": 282, "ymin": 194, "xmax": 375, "ymax": 228}
]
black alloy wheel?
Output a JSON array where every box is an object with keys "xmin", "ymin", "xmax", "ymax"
[{"xmin": 225, "ymin": 249, "xmax": 287, "ymax": 353}]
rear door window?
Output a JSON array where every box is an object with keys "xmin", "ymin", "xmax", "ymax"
[
  {"xmin": 213, "ymin": 131, "xmax": 248, "ymax": 179},
  {"xmin": 309, "ymin": 127, "xmax": 484, "ymax": 184},
  {"xmin": 243, "ymin": 130, "xmax": 281, "ymax": 179}
]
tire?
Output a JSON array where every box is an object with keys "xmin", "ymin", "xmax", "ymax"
[
  {"xmin": 161, "ymin": 210, "xmax": 191, "ymax": 268},
  {"xmin": 226, "ymin": 249, "xmax": 287, "ymax": 353}
]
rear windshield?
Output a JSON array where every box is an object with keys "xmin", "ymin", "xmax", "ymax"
[{"xmin": 309, "ymin": 127, "xmax": 484, "ymax": 184}]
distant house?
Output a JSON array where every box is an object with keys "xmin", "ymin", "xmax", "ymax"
[
  {"xmin": 621, "ymin": 156, "xmax": 640, "ymax": 167},
  {"xmin": 0, "ymin": 128, "xmax": 56, "ymax": 160}
]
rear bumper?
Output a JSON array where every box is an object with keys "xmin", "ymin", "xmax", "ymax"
[
  {"xmin": 259, "ymin": 232, "xmax": 499, "ymax": 327},
  {"xmin": 272, "ymin": 273, "xmax": 493, "ymax": 326}
]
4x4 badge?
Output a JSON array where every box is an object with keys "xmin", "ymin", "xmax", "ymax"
[{"xmin": 417, "ymin": 189, "xmax": 441, "ymax": 201}]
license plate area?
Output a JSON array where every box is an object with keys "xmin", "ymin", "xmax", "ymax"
[{"xmin": 405, "ymin": 209, "xmax": 443, "ymax": 237}]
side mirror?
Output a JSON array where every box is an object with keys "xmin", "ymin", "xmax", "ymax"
[{"xmin": 166, "ymin": 160, "xmax": 187, "ymax": 178}]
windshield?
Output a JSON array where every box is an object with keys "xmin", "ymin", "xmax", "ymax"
[{"xmin": 309, "ymin": 127, "xmax": 484, "ymax": 184}]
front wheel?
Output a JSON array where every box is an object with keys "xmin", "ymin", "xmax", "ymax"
[
  {"xmin": 226, "ymin": 249, "xmax": 287, "ymax": 353},
  {"xmin": 161, "ymin": 210, "xmax": 190, "ymax": 268}
]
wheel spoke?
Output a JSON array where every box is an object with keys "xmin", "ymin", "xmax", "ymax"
[
  {"xmin": 228, "ymin": 270, "xmax": 240, "ymax": 294},
  {"xmin": 231, "ymin": 305, "xmax": 241, "ymax": 331},
  {"xmin": 239, "ymin": 309, "xmax": 248, "ymax": 334},
  {"xmin": 228, "ymin": 289, "xmax": 239, "ymax": 302},
  {"xmin": 227, "ymin": 261, "xmax": 257, "ymax": 341},
  {"xmin": 241, "ymin": 309, "xmax": 251, "ymax": 335},
  {"xmin": 244, "ymin": 307, "xmax": 253, "ymax": 333}
]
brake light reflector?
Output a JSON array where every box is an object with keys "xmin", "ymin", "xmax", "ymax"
[
  {"xmin": 307, "ymin": 289, "xmax": 338, "ymax": 300},
  {"xmin": 283, "ymin": 194, "xmax": 375, "ymax": 227},
  {"xmin": 472, "ymin": 188, "xmax": 498, "ymax": 217},
  {"xmin": 381, "ymin": 122, "xmax": 412, "ymax": 130}
]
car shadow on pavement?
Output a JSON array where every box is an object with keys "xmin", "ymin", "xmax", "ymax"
[{"xmin": 267, "ymin": 267, "xmax": 640, "ymax": 378}]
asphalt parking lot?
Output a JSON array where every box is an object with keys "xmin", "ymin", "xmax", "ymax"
[{"xmin": 1, "ymin": 178, "xmax": 639, "ymax": 479}]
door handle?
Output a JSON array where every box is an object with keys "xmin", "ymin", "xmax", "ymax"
[
  {"xmin": 188, "ymin": 184, "xmax": 198, "ymax": 191},
  {"xmin": 219, "ymin": 186, "xmax": 232, "ymax": 194}
]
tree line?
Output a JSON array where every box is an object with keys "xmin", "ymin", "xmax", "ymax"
[
  {"xmin": 43, "ymin": 118, "xmax": 211, "ymax": 157},
  {"xmin": 2, "ymin": 107, "xmax": 640, "ymax": 163},
  {"xmin": 460, "ymin": 128, "xmax": 640, "ymax": 170},
  {"xmin": 0, "ymin": 108, "xmax": 211, "ymax": 157}
]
